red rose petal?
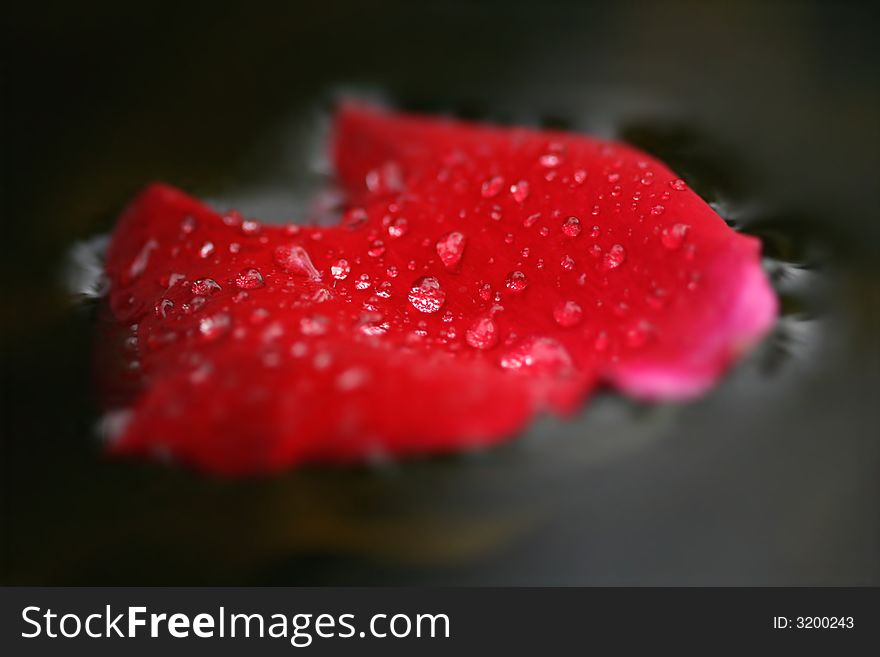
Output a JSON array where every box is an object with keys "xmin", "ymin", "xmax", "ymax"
[{"xmin": 101, "ymin": 104, "xmax": 776, "ymax": 473}]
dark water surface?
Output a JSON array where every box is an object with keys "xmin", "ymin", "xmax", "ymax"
[{"xmin": 3, "ymin": 1, "xmax": 879, "ymax": 584}]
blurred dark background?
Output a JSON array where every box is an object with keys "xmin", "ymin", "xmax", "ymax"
[{"xmin": 2, "ymin": 0, "xmax": 879, "ymax": 584}]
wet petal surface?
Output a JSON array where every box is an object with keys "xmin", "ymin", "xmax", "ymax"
[{"xmin": 101, "ymin": 105, "xmax": 777, "ymax": 473}]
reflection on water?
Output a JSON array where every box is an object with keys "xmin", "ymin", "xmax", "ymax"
[{"xmin": 4, "ymin": 0, "xmax": 878, "ymax": 585}]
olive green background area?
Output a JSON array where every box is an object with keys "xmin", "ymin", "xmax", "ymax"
[{"xmin": 2, "ymin": 0, "xmax": 879, "ymax": 585}]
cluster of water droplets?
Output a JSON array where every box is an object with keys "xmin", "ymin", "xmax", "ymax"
[{"xmin": 107, "ymin": 132, "xmax": 711, "ymax": 392}]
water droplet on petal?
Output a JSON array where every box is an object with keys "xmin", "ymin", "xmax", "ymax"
[
  {"xmin": 510, "ymin": 180, "xmax": 530, "ymax": 203},
  {"xmin": 602, "ymin": 244, "xmax": 626, "ymax": 270},
  {"xmin": 505, "ymin": 270, "xmax": 528, "ymax": 293},
  {"xmin": 235, "ymin": 268, "xmax": 265, "ymax": 290},
  {"xmin": 465, "ymin": 316, "xmax": 499, "ymax": 350},
  {"xmin": 337, "ymin": 367, "xmax": 369, "ymax": 391},
  {"xmin": 523, "ymin": 213, "xmax": 541, "ymax": 228},
  {"xmin": 669, "ymin": 178, "xmax": 688, "ymax": 191},
  {"xmin": 499, "ymin": 337, "xmax": 572, "ymax": 374},
  {"xmin": 180, "ymin": 216, "xmax": 197, "ymax": 234},
  {"xmin": 366, "ymin": 161, "xmax": 404, "ymax": 194},
  {"xmin": 248, "ymin": 308, "xmax": 269, "ymax": 325},
  {"xmin": 375, "ymin": 281, "xmax": 393, "ymax": 299},
  {"xmin": 190, "ymin": 278, "xmax": 222, "ymax": 295},
  {"xmin": 562, "ymin": 216, "xmax": 582, "ymax": 237},
  {"xmin": 539, "ymin": 153, "xmax": 561, "ymax": 168},
  {"xmin": 553, "ymin": 300, "xmax": 583, "ymax": 327},
  {"xmin": 199, "ymin": 241, "xmax": 215, "ymax": 259},
  {"xmin": 160, "ymin": 272, "xmax": 185, "ymax": 288},
  {"xmin": 436, "ymin": 231, "xmax": 467, "ymax": 270},
  {"xmin": 154, "ymin": 298, "xmax": 174, "ymax": 319},
  {"xmin": 560, "ymin": 255, "xmax": 575, "ymax": 271},
  {"xmin": 481, "ymin": 175, "xmax": 505, "ymax": 198},
  {"xmin": 650, "ymin": 204, "xmax": 665, "ymax": 216},
  {"xmin": 408, "ymin": 276, "xmax": 446, "ymax": 313},
  {"xmin": 387, "ymin": 217, "xmax": 409, "ymax": 238},
  {"xmin": 300, "ymin": 315, "xmax": 329, "ymax": 336},
  {"xmin": 241, "ymin": 219, "xmax": 261, "ymax": 236},
  {"xmin": 182, "ymin": 297, "xmax": 205, "ymax": 314},
  {"xmin": 222, "ymin": 210, "xmax": 242, "ymax": 227},
  {"xmin": 198, "ymin": 312, "xmax": 231, "ymax": 341},
  {"xmin": 661, "ymin": 223, "xmax": 690, "ymax": 250},
  {"xmin": 313, "ymin": 351, "xmax": 334, "ymax": 370},
  {"xmin": 331, "ymin": 258, "xmax": 351, "ymax": 280},
  {"xmin": 274, "ymin": 244, "xmax": 321, "ymax": 280},
  {"xmin": 367, "ymin": 240, "xmax": 386, "ymax": 257},
  {"xmin": 358, "ymin": 311, "xmax": 389, "ymax": 336},
  {"xmin": 312, "ymin": 288, "xmax": 334, "ymax": 303},
  {"xmin": 127, "ymin": 240, "xmax": 158, "ymax": 282}
]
